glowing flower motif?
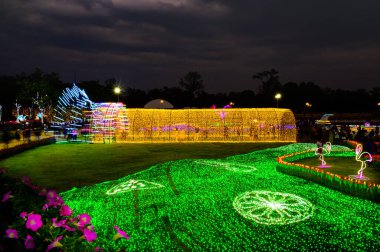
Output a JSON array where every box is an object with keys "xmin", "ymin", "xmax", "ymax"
[
  {"xmin": 5, "ymin": 228, "xmax": 18, "ymax": 239},
  {"xmin": 83, "ymin": 228, "xmax": 97, "ymax": 242},
  {"xmin": 2, "ymin": 191, "xmax": 13, "ymax": 203},
  {"xmin": 26, "ymin": 214, "xmax": 43, "ymax": 232},
  {"xmin": 25, "ymin": 234, "xmax": 35, "ymax": 250},
  {"xmin": 20, "ymin": 211, "xmax": 28, "ymax": 220},
  {"xmin": 46, "ymin": 235, "xmax": 63, "ymax": 252},
  {"xmin": 233, "ymin": 191, "xmax": 314, "ymax": 225},
  {"xmin": 113, "ymin": 226, "xmax": 130, "ymax": 240},
  {"xmin": 60, "ymin": 205, "xmax": 72, "ymax": 217}
]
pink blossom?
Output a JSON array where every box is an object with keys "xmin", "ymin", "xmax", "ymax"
[
  {"xmin": 22, "ymin": 176, "xmax": 38, "ymax": 190},
  {"xmin": 0, "ymin": 168, "xmax": 7, "ymax": 174},
  {"xmin": 77, "ymin": 213, "xmax": 91, "ymax": 227},
  {"xmin": 52, "ymin": 218, "xmax": 67, "ymax": 228},
  {"xmin": 20, "ymin": 211, "xmax": 28, "ymax": 220},
  {"xmin": 26, "ymin": 214, "xmax": 43, "ymax": 232},
  {"xmin": 113, "ymin": 226, "xmax": 130, "ymax": 240},
  {"xmin": 2, "ymin": 191, "xmax": 13, "ymax": 203},
  {"xmin": 62, "ymin": 224, "xmax": 76, "ymax": 232},
  {"xmin": 42, "ymin": 203, "xmax": 49, "ymax": 211},
  {"xmin": 59, "ymin": 205, "xmax": 72, "ymax": 217},
  {"xmin": 46, "ymin": 190, "xmax": 57, "ymax": 200},
  {"xmin": 5, "ymin": 228, "xmax": 18, "ymax": 239},
  {"xmin": 95, "ymin": 247, "xmax": 104, "ymax": 251},
  {"xmin": 39, "ymin": 188, "xmax": 47, "ymax": 196},
  {"xmin": 46, "ymin": 235, "xmax": 63, "ymax": 252},
  {"xmin": 83, "ymin": 228, "xmax": 97, "ymax": 242},
  {"xmin": 24, "ymin": 234, "xmax": 35, "ymax": 250}
]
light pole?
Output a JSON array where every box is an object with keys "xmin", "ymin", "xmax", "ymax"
[
  {"xmin": 274, "ymin": 93, "xmax": 282, "ymax": 108},
  {"xmin": 114, "ymin": 87, "xmax": 121, "ymax": 102}
]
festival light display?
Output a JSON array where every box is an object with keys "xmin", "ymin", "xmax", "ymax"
[
  {"xmin": 233, "ymin": 191, "xmax": 314, "ymax": 225},
  {"xmin": 106, "ymin": 179, "xmax": 164, "ymax": 195},
  {"xmin": 125, "ymin": 108, "xmax": 296, "ymax": 142},
  {"xmin": 86, "ymin": 103, "xmax": 129, "ymax": 143},
  {"xmin": 52, "ymin": 84, "xmax": 95, "ymax": 135},
  {"xmin": 314, "ymin": 141, "xmax": 332, "ymax": 168},
  {"xmin": 60, "ymin": 143, "xmax": 380, "ymax": 251},
  {"xmin": 349, "ymin": 144, "xmax": 372, "ymax": 180}
]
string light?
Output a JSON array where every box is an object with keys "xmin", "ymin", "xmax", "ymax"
[
  {"xmin": 123, "ymin": 108, "xmax": 296, "ymax": 142},
  {"xmin": 106, "ymin": 179, "xmax": 164, "ymax": 195},
  {"xmin": 314, "ymin": 142, "xmax": 331, "ymax": 167},
  {"xmin": 348, "ymin": 144, "xmax": 372, "ymax": 180},
  {"xmin": 233, "ymin": 191, "xmax": 314, "ymax": 225},
  {"xmin": 52, "ymin": 84, "xmax": 95, "ymax": 135},
  {"xmin": 60, "ymin": 143, "xmax": 380, "ymax": 251}
]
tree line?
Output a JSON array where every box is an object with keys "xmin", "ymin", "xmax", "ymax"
[{"xmin": 0, "ymin": 68, "xmax": 379, "ymax": 121}]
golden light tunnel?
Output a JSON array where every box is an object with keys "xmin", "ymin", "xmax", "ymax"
[{"xmin": 87, "ymin": 106, "xmax": 296, "ymax": 143}]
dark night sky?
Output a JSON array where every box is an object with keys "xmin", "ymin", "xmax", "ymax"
[{"xmin": 1, "ymin": 0, "xmax": 380, "ymax": 93}]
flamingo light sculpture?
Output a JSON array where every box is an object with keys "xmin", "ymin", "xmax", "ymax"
[
  {"xmin": 315, "ymin": 142, "xmax": 332, "ymax": 168},
  {"xmin": 349, "ymin": 144, "xmax": 372, "ymax": 180}
]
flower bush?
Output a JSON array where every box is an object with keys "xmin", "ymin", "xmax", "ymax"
[{"xmin": 0, "ymin": 169, "xmax": 129, "ymax": 251}]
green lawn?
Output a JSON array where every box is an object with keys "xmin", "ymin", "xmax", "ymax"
[{"xmin": 0, "ymin": 142, "xmax": 286, "ymax": 192}]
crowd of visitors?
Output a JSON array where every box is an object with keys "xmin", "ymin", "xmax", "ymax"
[{"xmin": 297, "ymin": 119, "xmax": 380, "ymax": 154}]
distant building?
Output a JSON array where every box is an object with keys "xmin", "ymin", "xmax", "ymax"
[{"xmin": 144, "ymin": 99, "xmax": 174, "ymax": 109}]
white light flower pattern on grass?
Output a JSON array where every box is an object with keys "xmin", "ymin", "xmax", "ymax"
[
  {"xmin": 233, "ymin": 191, "xmax": 314, "ymax": 225},
  {"xmin": 194, "ymin": 160, "xmax": 256, "ymax": 173},
  {"xmin": 106, "ymin": 179, "xmax": 164, "ymax": 195}
]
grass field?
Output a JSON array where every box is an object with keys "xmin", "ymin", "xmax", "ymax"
[
  {"xmin": 56, "ymin": 143, "xmax": 380, "ymax": 251},
  {"xmin": 0, "ymin": 142, "xmax": 286, "ymax": 192}
]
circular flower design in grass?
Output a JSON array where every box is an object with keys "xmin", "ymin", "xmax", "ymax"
[
  {"xmin": 233, "ymin": 191, "xmax": 314, "ymax": 225},
  {"xmin": 106, "ymin": 179, "xmax": 164, "ymax": 195}
]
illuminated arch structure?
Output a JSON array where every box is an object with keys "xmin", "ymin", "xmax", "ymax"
[
  {"xmin": 51, "ymin": 84, "xmax": 95, "ymax": 137},
  {"xmin": 86, "ymin": 102, "xmax": 129, "ymax": 143},
  {"xmin": 88, "ymin": 108, "xmax": 296, "ymax": 143}
]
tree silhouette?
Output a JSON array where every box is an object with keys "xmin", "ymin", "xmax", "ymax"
[
  {"xmin": 253, "ymin": 69, "xmax": 282, "ymax": 97},
  {"xmin": 179, "ymin": 71, "xmax": 204, "ymax": 98}
]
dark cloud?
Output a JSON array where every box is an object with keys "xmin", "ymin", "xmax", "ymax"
[{"xmin": 1, "ymin": 0, "xmax": 380, "ymax": 93}]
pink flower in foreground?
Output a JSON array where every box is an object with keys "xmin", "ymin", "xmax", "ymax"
[
  {"xmin": 95, "ymin": 247, "xmax": 104, "ymax": 251},
  {"xmin": 22, "ymin": 176, "xmax": 38, "ymax": 190},
  {"xmin": 46, "ymin": 235, "xmax": 63, "ymax": 252},
  {"xmin": 77, "ymin": 213, "xmax": 91, "ymax": 227},
  {"xmin": 83, "ymin": 228, "xmax": 97, "ymax": 242},
  {"xmin": 26, "ymin": 214, "xmax": 43, "ymax": 232},
  {"xmin": 20, "ymin": 211, "xmax": 28, "ymax": 220},
  {"xmin": 52, "ymin": 218, "xmax": 67, "ymax": 228},
  {"xmin": 113, "ymin": 226, "xmax": 130, "ymax": 240},
  {"xmin": 60, "ymin": 205, "xmax": 72, "ymax": 217},
  {"xmin": 5, "ymin": 228, "xmax": 18, "ymax": 239},
  {"xmin": 24, "ymin": 234, "xmax": 35, "ymax": 250},
  {"xmin": 0, "ymin": 168, "xmax": 6, "ymax": 174},
  {"xmin": 2, "ymin": 191, "xmax": 13, "ymax": 203},
  {"xmin": 46, "ymin": 190, "xmax": 57, "ymax": 200}
]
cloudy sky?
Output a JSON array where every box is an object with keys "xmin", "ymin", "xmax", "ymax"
[{"xmin": 1, "ymin": 0, "xmax": 380, "ymax": 92}]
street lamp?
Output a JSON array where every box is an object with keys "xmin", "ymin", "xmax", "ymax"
[
  {"xmin": 274, "ymin": 93, "xmax": 282, "ymax": 108},
  {"xmin": 305, "ymin": 102, "xmax": 312, "ymax": 108},
  {"xmin": 114, "ymin": 87, "xmax": 121, "ymax": 102}
]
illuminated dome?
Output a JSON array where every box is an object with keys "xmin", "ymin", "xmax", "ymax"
[{"xmin": 144, "ymin": 99, "xmax": 173, "ymax": 109}]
